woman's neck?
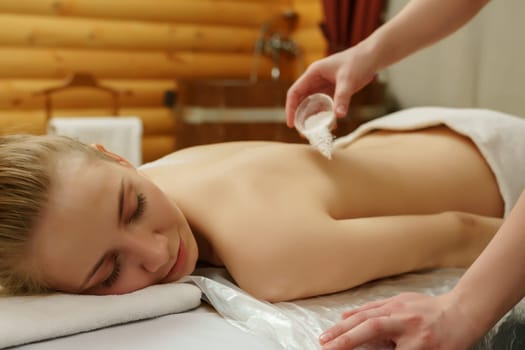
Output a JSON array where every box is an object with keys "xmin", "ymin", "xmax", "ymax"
[{"xmin": 190, "ymin": 222, "xmax": 222, "ymax": 266}]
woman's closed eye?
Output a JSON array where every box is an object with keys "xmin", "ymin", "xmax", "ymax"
[
  {"xmin": 129, "ymin": 193, "xmax": 147, "ymax": 223},
  {"xmin": 102, "ymin": 254, "xmax": 121, "ymax": 288}
]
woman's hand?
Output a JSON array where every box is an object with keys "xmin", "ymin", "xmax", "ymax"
[
  {"xmin": 285, "ymin": 43, "xmax": 379, "ymax": 128},
  {"xmin": 319, "ymin": 292, "xmax": 481, "ymax": 350}
]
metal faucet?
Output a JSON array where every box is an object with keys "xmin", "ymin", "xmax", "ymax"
[{"xmin": 250, "ymin": 21, "xmax": 302, "ymax": 83}]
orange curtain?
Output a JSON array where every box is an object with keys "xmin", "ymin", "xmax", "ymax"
[{"xmin": 321, "ymin": 0, "xmax": 384, "ymax": 55}]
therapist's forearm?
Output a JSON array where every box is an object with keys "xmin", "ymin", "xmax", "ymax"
[
  {"xmin": 362, "ymin": 0, "xmax": 489, "ymax": 70},
  {"xmin": 450, "ymin": 189, "xmax": 525, "ymax": 340}
]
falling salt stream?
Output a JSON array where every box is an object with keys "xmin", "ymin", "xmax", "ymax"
[{"xmin": 301, "ymin": 110, "xmax": 335, "ymax": 159}]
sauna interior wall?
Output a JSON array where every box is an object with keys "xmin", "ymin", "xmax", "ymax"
[{"xmin": 0, "ymin": 0, "xmax": 326, "ymax": 162}]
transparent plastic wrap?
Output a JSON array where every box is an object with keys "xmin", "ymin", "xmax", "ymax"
[{"xmin": 189, "ymin": 268, "xmax": 525, "ymax": 350}]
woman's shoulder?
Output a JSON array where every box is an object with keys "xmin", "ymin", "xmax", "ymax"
[{"xmin": 139, "ymin": 141, "xmax": 278, "ymax": 170}]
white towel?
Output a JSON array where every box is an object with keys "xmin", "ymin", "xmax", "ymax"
[
  {"xmin": 48, "ymin": 117, "xmax": 143, "ymax": 167},
  {"xmin": 0, "ymin": 282, "xmax": 201, "ymax": 348}
]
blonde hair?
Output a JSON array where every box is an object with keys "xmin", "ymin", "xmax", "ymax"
[{"xmin": 0, "ymin": 134, "xmax": 110, "ymax": 295}]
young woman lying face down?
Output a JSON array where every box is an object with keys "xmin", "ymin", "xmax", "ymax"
[{"xmin": 0, "ymin": 123, "xmax": 504, "ymax": 301}]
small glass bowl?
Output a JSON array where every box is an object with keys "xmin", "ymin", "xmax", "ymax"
[{"xmin": 294, "ymin": 93, "xmax": 335, "ymax": 134}]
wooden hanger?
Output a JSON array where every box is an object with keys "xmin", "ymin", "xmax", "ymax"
[{"xmin": 35, "ymin": 72, "xmax": 120, "ymax": 121}]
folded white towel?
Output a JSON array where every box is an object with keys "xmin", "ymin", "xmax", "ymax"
[
  {"xmin": 0, "ymin": 282, "xmax": 201, "ymax": 348},
  {"xmin": 48, "ymin": 117, "xmax": 143, "ymax": 167}
]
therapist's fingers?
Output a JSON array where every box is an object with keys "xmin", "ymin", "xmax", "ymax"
[
  {"xmin": 333, "ymin": 77, "xmax": 353, "ymax": 119},
  {"xmin": 321, "ymin": 316, "xmax": 402, "ymax": 350},
  {"xmin": 341, "ymin": 298, "xmax": 394, "ymax": 320},
  {"xmin": 342, "ymin": 292, "xmax": 429, "ymax": 320},
  {"xmin": 285, "ymin": 75, "xmax": 334, "ymax": 127},
  {"xmin": 285, "ymin": 69, "xmax": 317, "ymax": 127},
  {"xmin": 320, "ymin": 305, "xmax": 390, "ymax": 345},
  {"xmin": 285, "ymin": 85, "xmax": 304, "ymax": 127},
  {"xmin": 332, "ymin": 69, "xmax": 376, "ymax": 119}
]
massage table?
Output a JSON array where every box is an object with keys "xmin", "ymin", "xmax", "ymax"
[{"xmin": 6, "ymin": 268, "xmax": 525, "ymax": 350}]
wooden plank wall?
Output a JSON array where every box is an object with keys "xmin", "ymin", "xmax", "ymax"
[
  {"xmin": 291, "ymin": 0, "xmax": 326, "ymax": 75},
  {"xmin": 0, "ymin": 0, "xmax": 326, "ymax": 162}
]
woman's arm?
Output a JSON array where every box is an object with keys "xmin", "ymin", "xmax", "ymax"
[
  {"xmin": 451, "ymin": 189, "xmax": 525, "ymax": 339},
  {"xmin": 368, "ymin": 0, "xmax": 490, "ymax": 70},
  {"xmin": 319, "ymin": 190, "xmax": 525, "ymax": 350},
  {"xmin": 234, "ymin": 211, "xmax": 501, "ymax": 302}
]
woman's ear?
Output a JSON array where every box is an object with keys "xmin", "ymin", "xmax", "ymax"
[{"xmin": 90, "ymin": 143, "xmax": 134, "ymax": 167}]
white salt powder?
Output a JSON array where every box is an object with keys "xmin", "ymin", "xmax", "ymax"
[{"xmin": 301, "ymin": 111, "xmax": 335, "ymax": 159}]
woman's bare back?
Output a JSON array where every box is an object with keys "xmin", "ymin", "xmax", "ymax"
[
  {"xmin": 142, "ymin": 126, "xmax": 503, "ymax": 300},
  {"xmin": 146, "ymin": 125, "xmax": 502, "ymax": 220},
  {"xmin": 331, "ymin": 126, "xmax": 503, "ymax": 218}
]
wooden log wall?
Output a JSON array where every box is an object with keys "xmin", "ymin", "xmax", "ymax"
[
  {"xmin": 291, "ymin": 0, "xmax": 326, "ymax": 76},
  {"xmin": 0, "ymin": 0, "xmax": 326, "ymax": 161}
]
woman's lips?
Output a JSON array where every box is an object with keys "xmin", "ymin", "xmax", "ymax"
[{"xmin": 164, "ymin": 239, "xmax": 186, "ymax": 281}]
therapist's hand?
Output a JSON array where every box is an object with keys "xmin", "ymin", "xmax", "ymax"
[
  {"xmin": 285, "ymin": 43, "xmax": 378, "ymax": 128},
  {"xmin": 318, "ymin": 292, "xmax": 480, "ymax": 350}
]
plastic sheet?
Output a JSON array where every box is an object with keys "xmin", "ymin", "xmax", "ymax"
[{"xmin": 189, "ymin": 268, "xmax": 525, "ymax": 350}]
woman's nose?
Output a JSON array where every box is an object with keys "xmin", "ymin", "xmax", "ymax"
[{"xmin": 127, "ymin": 231, "xmax": 170, "ymax": 273}]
